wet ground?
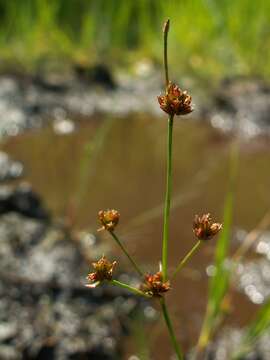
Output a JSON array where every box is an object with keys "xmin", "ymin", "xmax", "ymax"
[{"xmin": 0, "ymin": 73, "xmax": 270, "ymax": 359}]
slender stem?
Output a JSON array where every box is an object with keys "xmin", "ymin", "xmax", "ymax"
[
  {"xmin": 172, "ymin": 240, "xmax": 202, "ymax": 279},
  {"xmin": 111, "ymin": 279, "xmax": 150, "ymax": 298},
  {"xmin": 162, "ymin": 115, "xmax": 174, "ymax": 281},
  {"xmin": 110, "ymin": 231, "xmax": 143, "ymax": 277},
  {"xmin": 163, "ymin": 19, "xmax": 170, "ymax": 86},
  {"xmin": 160, "ymin": 297, "xmax": 184, "ymax": 360}
]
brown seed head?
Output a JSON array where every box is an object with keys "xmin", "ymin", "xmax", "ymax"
[
  {"xmin": 157, "ymin": 82, "xmax": 193, "ymax": 116},
  {"xmin": 98, "ymin": 209, "xmax": 120, "ymax": 232},
  {"xmin": 86, "ymin": 256, "xmax": 116, "ymax": 287},
  {"xmin": 140, "ymin": 271, "xmax": 171, "ymax": 297},
  {"xmin": 193, "ymin": 213, "xmax": 222, "ymax": 241}
]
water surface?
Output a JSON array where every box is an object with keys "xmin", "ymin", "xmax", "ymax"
[{"xmin": 2, "ymin": 114, "xmax": 270, "ymax": 358}]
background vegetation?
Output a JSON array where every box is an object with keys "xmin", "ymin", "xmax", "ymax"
[{"xmin": 0, "ymin": 0, "xmax": 269, "ymax": 82}]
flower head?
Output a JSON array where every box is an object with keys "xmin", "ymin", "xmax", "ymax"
[
  {"xmin": 193, "ymin": 213, "xmax": 222, "ymax": 241},
  {"xmin": 98, "ymin": 209, "xmax": 120, "ymax": 232},
  {"xmin": 140, "ymin": 271, "xmax": 171, "ymax": 297},
  {"xmin": 86, "ymin": 256, "xmax": 116, "ymax": 287},
  {"xmin": 158, "ymin": 82, "xmax": 193, "ymax": 116}
]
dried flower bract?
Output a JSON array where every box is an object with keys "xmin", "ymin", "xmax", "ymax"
[
  {"xmin": 158, "ymin": 82, "xmax": 193, "ymax": 116},
  {"xmin": 140, "ymin": 271, "xmax": 171, "ymax": 297},
  {"xmin": 86, "ymin": 256, "xmax": 116, "ymax": 288},
  {"xmin": 98, "ymin": 209, "xmax": 120, "ymax": 232},
  {"xmin": 193, "ymin": 213, "xmax": 222, "ymax": 241}
]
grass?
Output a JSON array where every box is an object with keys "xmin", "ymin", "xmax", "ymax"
[
  {"xmin": 233, "ymin": 299, "xmax": 270, "ymax": 359},
  {"xmin": 197, "ymin": 142, "xmax": 270, "ymax": 357},
  {"xmin": 197, "ymin": 142, "xmax": 238, "ymax": 351},
  {"xmin": 0, "ymin": 0, "xmax": 270, "ymax": 82}
]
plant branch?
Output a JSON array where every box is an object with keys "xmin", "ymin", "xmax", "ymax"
[
  {"xmin": 111, "ymin": 279, "xmax": 150, "ymax": 298},
  {"xmin": 172, "ymin": 240, "xmax": 202, "ymax": 279},
  {"xmin": 110, "ymin": 231, "xmax": 143, "ymax": 276}
]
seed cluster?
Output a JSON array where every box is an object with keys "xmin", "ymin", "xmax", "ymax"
[
  {"xmin": 86, "ymin": 256, "xmax": 117, "ymax": 287},
  {"xmin": 193, "ymin": 213, "xmax": 222, "ymax": 241},
  {"xmin": 140, "ymin": 271, "xmax": 171, "ymax": 297},
  {"xmin": 98, "ymin": 209, "xmax": 120, "ymax": 232},
  {"xmin": 158, "ymin": 82, "xmax": 193, "ymax": 116}
]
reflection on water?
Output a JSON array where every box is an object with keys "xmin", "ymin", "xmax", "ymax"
[
  {"xmin": 1, "ymin": 114, "xmax": 270, "ymax": 358},
  {"xmin": 237, "ymin": 260, "xmax": 270, "ymax": 304}
]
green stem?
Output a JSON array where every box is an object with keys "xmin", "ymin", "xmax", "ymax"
[
  {"xmin": 160, "ymin": 297, "xmax": 184, "ymax": 360},
  {"xmin": 163, "ymin": 19, "xmax": 170, "ymax": 86},
  {"xmin": 111, "ymin": 279, "xmax": 150, "ymax": 298},
  {"xmin": 162, "ymin": 115, "xmax": 174, "ymax": 280},
  {"xmin": 110, "ymin": 231, "xmax": 143, "ymax": 277},
  {"xmin": 172, "ymin": 240, "xmax": 202, "ymax": 279},
  {"xmin": 196, "ymin": 142, "xmax": 239, "ymax": 354}
]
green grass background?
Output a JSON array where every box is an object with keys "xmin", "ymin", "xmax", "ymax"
[{"xmin": 0, "ymin": 0, "xmax": 269, "ymax": 81}]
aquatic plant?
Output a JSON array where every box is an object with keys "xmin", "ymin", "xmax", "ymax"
[
  {"xmin": 85, "ymin": 20, "xmax": 223, "ymax": 359},
  {"xmin": 85, "ymin": 19, "xmax": 270, "ymax": 359}
]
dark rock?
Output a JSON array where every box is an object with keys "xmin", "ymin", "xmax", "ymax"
[
  {"xmin": 0, "ymin": 183, "xmax": 50, "ymax": 220},
  {"xmin": 74, "ymin": 64, "xmax": 116, "ymax": 90},
  {"xmin": 34, "ymin": 346, "xmax": 55, "ymax": 360}
]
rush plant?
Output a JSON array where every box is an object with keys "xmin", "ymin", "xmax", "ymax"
[{"xmin": 86, "ymin": 20, "xmax": 222, "ymax": 360}]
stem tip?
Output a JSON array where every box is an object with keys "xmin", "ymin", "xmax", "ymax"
[{"xmin": 163, "ymin": 19, "xmax": 170, "ymax": 34}]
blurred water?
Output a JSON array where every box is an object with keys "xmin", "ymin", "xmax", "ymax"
[{"xmin": 1, "ymin": 115, "xmax": 270, "ymax": 359}]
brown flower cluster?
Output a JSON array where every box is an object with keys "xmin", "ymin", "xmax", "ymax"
[
  {"xmin": 158, "ymin": 82, "xmax": 193, "ymax": 116},
  {"xmin": 86, "ymin": 256, "xmax": 116, "ymax": 287},
  {"xmin": 193, "ymin": 213, "xmax": 222, "ymax": 241},
  {"xmin": 140, "ymin": 271, "xmax": 171, "ymax": 297},
  {"xmin": 98, "ymin": 209, "xmax": 120, "ymax": 232}
]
